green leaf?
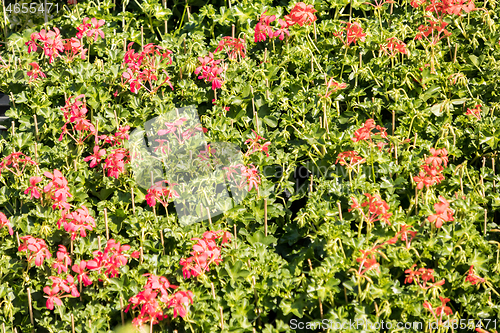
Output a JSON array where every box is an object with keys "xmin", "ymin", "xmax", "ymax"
[
  {"xmin": 263, "ymin": 115, "xmax": 278, "ymax": 128},
  {"xmin": 246, "ymin": 230, "xmax": 277, "ymax": 246}
]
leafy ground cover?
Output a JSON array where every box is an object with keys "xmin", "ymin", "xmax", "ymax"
[{"xmin": 1, "ymin": 0, "xmax": 500, "ymax": 332}]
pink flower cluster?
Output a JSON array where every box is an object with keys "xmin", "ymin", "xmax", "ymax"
[
  {"xmin": 102, "ymin": 148, "xmax": 129, "ymax": 179},
  {"xmin": 43, "ymin": 275, "xmax": 80, "ymax": 310},
  {"xmin": 356, "ymin": 237, "xmax": 399, "ymax": 276},
  {"xmin": 397, "ymin": 225, "xmax": 418, "ymax": 249},
  {"xmin": 254, "ymin": 11, "xmax": 290, "ymax": 42},
  {"xmin": 146, "ymin": 180, "xmax": 180, "ymax": 209},
  {"xmin": 121, "ymin": 43, "xmax": 173, "ymax": 94},
  {"xmin": 126, "ymin": 274, "xmax": 194, "ymax": 328},
  {"xmin": 423, "ymin": 297, "xmax": 453, "ymax": 325},
  {"xmin": 244, "ymin": 130, "xmax": 271, "ymax": 157},
  {"xmin": 404, "ymin": 264, "xmax": 446, "ymax": 289},
  {"xmin": 59, "ymin": 94, "xmax": 96, "ymax": 144},
  {"xmin": 223, "ymin": 164, "xmax": 262, "ymax": 192},
  {"xmin": 284, "ymin": 2, "xmax": 318, "ymax": 27},
  {"xmin": 42, "ymin": 170, "xmax": 73, "ymax": 211},
  {"xmin": 26, "ymin": 28, "xmax": 64, "ymax": 63},
  {"xmin": 86, "ymin": 239, "xmax": 139, "ymax": 279},
  {"xmin": 254, "ymin": 2, "xmax": 317, "ymax": 43},
  {"xmin": 27, "ymin": 63, "xmax": 47, "ymax": 83},
  {"xmin": 465, "ymin": 104, "xmax": 482, "ymax": 120},
  {"xmin": 425, "ymin": 0, "xmax": 476, "ymax": 16},
  {"xmin": 195, "ymin": 52, "xmax": 226, "ymax": 91},
  {"xmin": 156, "ymin": 117, "xmax": 207, "ymax": 145},
  {"xmin": 465, "ymin": 265, "xmax": 485, "ymax": 285},
  {"xmin": 18, "ymin": 235, "xmax": 52, "ymax": 267},
  {"xmin": 76, "ymin": 17, "xmax": 105, "ymax": 42},
  {"xmin": 64, "ymin": 37, "xmax": 87, "ymax": 61},
  {"xmin": 57, "ymin": 205, "xmax": 96, "ymax": 240},
  {"xmin": 415, "ymin": 19, "xmax": 451, "ymax": 46},
  {"xmin": 0, "ymin": 152, "xmax": 37, "ymax": 177},
  {"xmin": 335, "ymin": 151, "xmax": 366, "ymax": 169},
  {"xmin": 72, "ymin": 260, "xmax": 93, "ymax": 287},
  {"xmin": 351, "ymin": 119, "xmax": 389, "ymax": 150},
  {"xmin": 413, "ymin": 148, "xmax": 448, "ymax": 190},
  {"xmin": 381, "ymin": 37, "xmax": 408, "ymax": 56},
  {"xmin": 333, "ymin": 22, "xmax": 367, "ymax": 47},
  {"xmin": 25, "ymin": 171, "xmax": 97, "ymax": 240},
  {"xmin": 25, "ymin": 18, "xmax": 99, "ymax": 64},
  {"xmin": 349, "ymin": 193, "xmax": 393, "ymax": 226},
  {"xmin": 79, "ymin": 117, "xmax": 131, "ymax": 180},
  {"xmin": 215, "ymin": 37, "xmax": 246, "ymax": 60},
  {"xmin": 427, "ymin": 195, "xmax": 454, "ymax": 228},
  {"xmin": 52, "ymin": 245, "xmax": 72, "ymax": 274},
  {"xmin": 320, "ymin": 78, "xmax": 348, "ymax": 99},
  {"xmin": 180, "ymin": 230, "xmax": 232, "ymax": 279},
  {"xmin": 0, "ymin": 212, "xmax": 13, "ymax": 236}
]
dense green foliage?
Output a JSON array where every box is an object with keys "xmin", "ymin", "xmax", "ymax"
[{"xmin": 1, "ymin": 0, "xmax": 500, "ymax": 332}]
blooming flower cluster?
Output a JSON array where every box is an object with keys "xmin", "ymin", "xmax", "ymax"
[
  {"xmin": 254, "ymin": 11, "xmax": 289, "ymax": 43},
  {"xmin": 27, "ymin": 63, "xmax": 47, "ymax": 83},
  {"xmin": 26, "ymin": 28, "xmax": 64, "ymax": 63},
  {"xmin": 333, "ymin": 21, "xmax": 367, "ymax": 47},
  {"xmin": 351, "ymin": 119, "xmax": 389, "ymax": 150},
  {"xmin": 413, "ymin": 147, "xmax": 448, "ymax": 190},
  {"xmin": 78, "ymin": 112, "xmax": 131, "ymax": 180},
  {"xmin": 43, "ymin": 275, "xmax": 80, "ymax": 310},
  {"xmin": 381, "ymin": 37, "xmax": 408, "ymax": 56},
  {"xmin": 427, "ymin": 195, "xmax": 454, "ymax": 228},
  {"xmin": 102, "ymin": 148, "xmax": 130, "ymax": 179},
  {"xmin": 284, "ymin": 2, "xmax": 318, "ymax": 26},
  {"xmin": 415, "ymin": 18, "xmax": 452, "ymax": 46},
  {"xmin": 0, "ymin": 152, "xmax": 37, "ymax": 177},
  {"xmin": 180, "ymin": 230, "xmax": 232, "ymax": 279},
  {"xmin": 41, "ymin": 170, "xmax": 73, "ymax": 211},
  {"xmin": 18, "ymin": 235, "xmax": 52, "ymax": 267},
  {"xmin": 76, "ymin": 17, "xmax": 105, "ymax": 42},
  {"xmin": 465, "ymin": 265, "xmax": 485, "ymax": 285},
  {"xmin": 244, "ymin": 130, "xmax": 271, "ymax": 157},
  {"xmin": 224, "ymin": 164, "xmax": 262, "ymax": 192},
  {"xmin": 356, "ymin": 225, "xmax": 420, "ymax": 277},
  {"xmin": 52, "ymin": 245, "xmax": 72, "ymax": 274},
  {"xmin": 253, "ymin": 2, "xmax": 317, "ymax": 43},
  {"xmin": 349, "ymin": 193, "xmax": 393, "ymax": 226},
  {"xmin": 121, "ymin": 42, "xmax": 173, "ymax": 94},
  {"xmin": 425, "ymin": 0, "xmax": 476, "ymax": 15},
  {"xmin": 215, "ymin": 37, "xmax": 247, "ymax": 60},
  {"xmin": 59, "ymin": 94, "xmax": 96, "ymax": 144},
  {"xmin": 423, "ymin": 297, "xmax": 453, "ymax": 325},
  {"xmin": 404, "ymin": 264, "xmax": 446, "ymax": 289},
  {"xmin": 466, "ymin": 104, "xmax": 482, "ymax": 120},
  {"xmin": 356, "ymin": 237, "xmax": 399, "ymax": 276},
  {"xmin": 125, "ymin": 274, "xmax": 194, "ymax": 328},
  {"xmin": 72, "ymin": 260, "xmax": 93, "ymax": 287},
  {"xmin": 396, "ymin": 224, "xmax": 418, "ymax": 249},
  {"xmin": 0, "ymin": 212, "xmax": 13, "ymax": 236},
  {"xmin": 63, "ymin": 37, "xmax": 87, "ymax": 61},
  {"xmin": 26, "ymin": 170, "xmax": 97, "ymax": 240},
  {"xmin": 57, "ymin": 205, "xmax": 96, "ymax": 240},
  {"xmin": 156, "ymin": 117, "xmax": 207, "ymax": 145},
  {"xmin": 320, "ymin": 78, "xmax": 348, "ymax": 99},
  {"xmin": 335, "ymin": 151, "xmax": 366, "ymax": 170},
  {"xmin": 195, "ymin": 52, "xmax": 226, "ymax": 91},
  {"xmin": 145, "ymin": 180, "xmax": 180, "ymax": 208},
  {"xmin": 87, "ymin": 239, "xmax": 139, "ymax": 279}
]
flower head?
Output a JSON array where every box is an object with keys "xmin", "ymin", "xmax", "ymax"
[{"xmin": 0, "ymin": 212, "xmax": 13, "ymax": 236}]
